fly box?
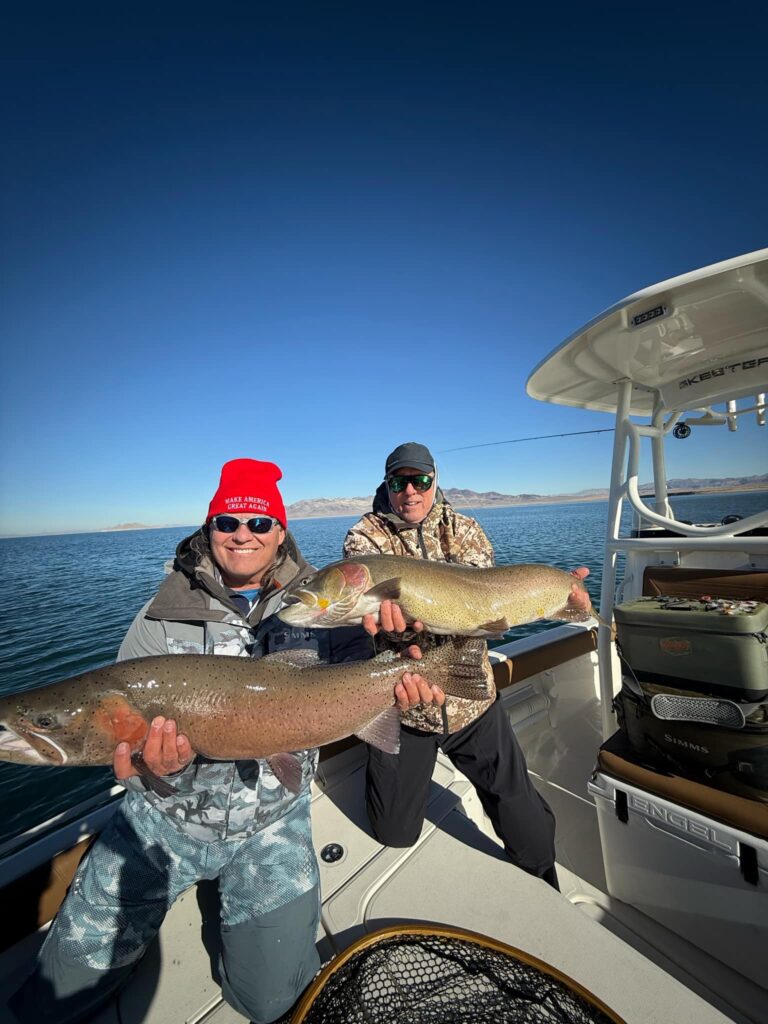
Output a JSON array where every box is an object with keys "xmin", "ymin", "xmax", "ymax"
[{"xmin": 613, "ymin": 596, "xmax": 768, "ymax": 701}]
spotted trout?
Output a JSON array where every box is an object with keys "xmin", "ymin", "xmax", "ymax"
[
  {"xmin": 278, "ymin": 555, "xmax": 596, "ymax": 636},
  {"xmin": 0, "ymin": 638, "xmax": 490, "ymax": 793}
]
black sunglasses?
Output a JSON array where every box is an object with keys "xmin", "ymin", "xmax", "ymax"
[
  {"xmin": 387, "ymin": 473, "xmax": 435, "ymax": 493},
  {"xmin": 210, "ymin": 515, "xmax": 281, "ymax": 535}
]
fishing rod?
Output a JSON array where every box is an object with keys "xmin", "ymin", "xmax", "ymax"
[{"xmin": 437, "ymin": 428, "xmax": 615, "ymax": 454}]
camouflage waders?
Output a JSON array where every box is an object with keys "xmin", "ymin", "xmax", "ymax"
[{"xmin": 11, "ymin": 791, "xmax": 320, "ymax": 1024}]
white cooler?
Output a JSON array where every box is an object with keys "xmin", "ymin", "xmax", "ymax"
[{"xmin": 588, "ymin": 770, "xmax": 768, "ymax": 983}]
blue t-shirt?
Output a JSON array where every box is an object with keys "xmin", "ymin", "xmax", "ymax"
[{"xmin": 228, "ymin": 587, "xmax": 261, "ymax": 617}]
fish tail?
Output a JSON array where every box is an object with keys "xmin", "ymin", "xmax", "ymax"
[
  {"xmin": 552, "ymin": 596, "xmax": 605, "ymax": 627},
  {"xmin": 422, "ymin": 638, "xmax": 493, "ymax": 700}
]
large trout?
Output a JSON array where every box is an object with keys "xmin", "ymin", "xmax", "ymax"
[
  {"xmin": 278, "ymin": 555, "xmax": 596, "ymax": 636},
  {"xmin": 0, "ymin": 639, "xmax": 490, "ymax": 793}
]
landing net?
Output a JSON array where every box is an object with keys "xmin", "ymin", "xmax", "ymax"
[{"xmin": 292, "ymin": 925, "xmax": 625, "ymax": 1024}]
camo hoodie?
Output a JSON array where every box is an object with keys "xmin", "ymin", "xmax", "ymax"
[
  {"xmin": 116, "ymin": 528, "xmax": 334, "ymax": 842},
  {"xmin": 343, "ymin": 485, "xmax": 497, "ymax": 733}
]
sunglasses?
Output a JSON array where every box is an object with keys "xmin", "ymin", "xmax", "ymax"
[
  {"xmin": 210, "ymin": 515, "xmax": 282, "ymax": 535},
  {"xmin": 387, "ymin": 473, "xmax": 434, "ymax": 493}
]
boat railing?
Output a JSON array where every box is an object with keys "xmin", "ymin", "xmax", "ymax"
[
  {"xmin": 594, "ymin": 371, "xmax": 768, "ymax": 737},
  {"xmin": 0, "ymin": 784, "xmax": 125, "ymax": 890},
  {"xmin": 623, "ymin": 413, "xmax": 767, "ymax": 538}
]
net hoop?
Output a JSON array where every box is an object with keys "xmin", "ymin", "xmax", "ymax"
[{"xmin": 292, "ymin": 923, "xmax": 628, "ymax": 1024}]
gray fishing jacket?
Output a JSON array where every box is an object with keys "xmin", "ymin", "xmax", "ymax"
[{"xmin": 117, "ymin": 528, "xmax": 366, "ymax": 841}]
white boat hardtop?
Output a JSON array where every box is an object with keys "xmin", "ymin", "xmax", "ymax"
[{"xmin": 527, "ymin": 247, "xmax": 768, "ymax": 414}]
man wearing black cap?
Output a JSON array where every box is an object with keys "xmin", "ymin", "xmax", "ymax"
[{"xmin": 343, "ymin": 442, "xmax": 590, "ymax": 890}]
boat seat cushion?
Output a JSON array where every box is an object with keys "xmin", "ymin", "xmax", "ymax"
[
  {"xmin": 597, "ymin": 730, "xmax": 768, "ymax": 841},
  {"xmin": 642, "ymin": 566, "xmax": 768, "ymax": 602}
]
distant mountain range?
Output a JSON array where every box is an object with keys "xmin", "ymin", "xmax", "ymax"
[
  {"xmin": 101, "ymin": 522, "xmax": 152, "ymax": 531},
  {"xmin": 87, "ymin": 474, "xmax": 767, "ymax": 532},
  {"xmin": 7, "ymin": 476, "xmax": 762, "ymax": 538},
  {"xmin": 285, "ymin": 474, "xmax": 768, "ymax": 520}
]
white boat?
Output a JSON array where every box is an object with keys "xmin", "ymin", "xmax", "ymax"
[{"xmin": 1, "ymin": 249, "xmax": 767, "ymax": 1023}]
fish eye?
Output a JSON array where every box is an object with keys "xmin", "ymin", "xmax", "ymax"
[{"xmin": 33, "ymin": 713, "xmax": 57, "ymax": 730}]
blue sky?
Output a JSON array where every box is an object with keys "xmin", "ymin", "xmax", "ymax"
[{"xmin": 2, "ymin": 5, "xmax": 767, "ymax": 536}]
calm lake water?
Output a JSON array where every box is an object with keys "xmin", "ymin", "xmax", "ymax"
[{"xmin": 1, "ymin": 490, "xmax": 765, "ymax": 842}]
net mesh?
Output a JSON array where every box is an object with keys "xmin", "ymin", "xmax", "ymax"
[{"xmin": 294, "ymin": 928, "xmax": 623, "ymax": 1024}]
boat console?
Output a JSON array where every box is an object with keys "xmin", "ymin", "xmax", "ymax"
[{"xmin": 528, "ymin": 247, "xmax": 768, "ymax": 1014}]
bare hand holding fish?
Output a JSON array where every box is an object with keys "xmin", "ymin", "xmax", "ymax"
[{"xmin": 113, "ymin": 715, "xmax": 193, "ymax": 783}]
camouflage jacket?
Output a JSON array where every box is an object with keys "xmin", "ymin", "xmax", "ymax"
[
  {"xmin": 343, "ymin": 486, "xmax": 497, "ymax": 733},
  {"xmin": 116, "ymin": 529, "xmax": 367, "ymax": 841}
]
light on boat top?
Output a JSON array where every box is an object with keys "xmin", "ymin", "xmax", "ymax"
[{"xmin": 527, "ymin": 248, "xmax": 768, "ymax": 415}]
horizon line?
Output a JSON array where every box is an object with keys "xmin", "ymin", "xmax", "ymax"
[{"xmin": 2, "ymin": 482, "xmax": 766, "ymax": 540}]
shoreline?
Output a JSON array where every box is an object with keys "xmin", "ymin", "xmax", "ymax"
[{"xmin": 1, "ymin": 485, "xmax": 765, "ymax": 538}]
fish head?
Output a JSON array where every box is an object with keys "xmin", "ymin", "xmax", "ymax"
[
  {"xmin": 0, "ymin": 686, "xmax": 149, "ymax": 767},
  {"xmin": 0, "ymin": 691, "xmax": 93, "ymax": 766},
  {"xmin": 278, "ymin": 560, "xmax": 375, "ymax": 627}
]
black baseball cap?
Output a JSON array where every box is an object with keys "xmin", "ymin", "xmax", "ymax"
[{"xmin": 385, "ymin": 442, "xmax": 436, "ymax": 476}]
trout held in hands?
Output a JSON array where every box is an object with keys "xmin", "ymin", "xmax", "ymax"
[
  {"xmin": 278, "ymin": 555, "xmax": 595, "ymax": 636},
  {"xmin": 0, "ymin": 639, "xmax": 490, "ymax": 793}
]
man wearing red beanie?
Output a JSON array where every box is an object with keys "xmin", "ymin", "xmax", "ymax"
[{"xmin": 13, "ymin": 458, "xmax": 441, "ymax": 1024}]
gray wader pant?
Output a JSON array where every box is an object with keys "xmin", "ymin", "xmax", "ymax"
[{"xmin": 10, "ymin": 791, "xmax": 320, "ymax": 1024}]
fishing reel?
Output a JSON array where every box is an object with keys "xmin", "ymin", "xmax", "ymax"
[{"xmin": 672, "ymin": 422, "xmax": 691, "ymax": 439}]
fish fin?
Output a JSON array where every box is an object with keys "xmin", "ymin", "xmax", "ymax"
[
  {"xmin": 550, "ymin": 602, "xmax": 598, "ymax": 625},
  {"xmin": 267, "ymin": 752, "xmax": 304, "ymax": 794},
  {"xmin": 477, "ymin": 617, "xmax": 511, "ymax": 635},
  {"xmin": 371, "ymin": 648, "xmax": 399, "ymax": 664},
  {"xmin": 261, "ymin": 649, "xmax": 321, "ymax": 668},
  {"xmin": 366, "ymin": 578, "xmax": 402, "ymax": 603},
  {"xmin": 131, "ymin": 753, "xmax": 178, "ymax": 798},
  {"xmin": 422, "ymin": 638, "xmax": 494, "ymax": 700},
  {"xmin": 355, "ymin": 707, "xmax": 401, "ymax": 754}
]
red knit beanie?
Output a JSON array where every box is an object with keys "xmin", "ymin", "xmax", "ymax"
[{"xmin": 206, "ymin": 459, "xmax": 287, "ymax": 527}]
